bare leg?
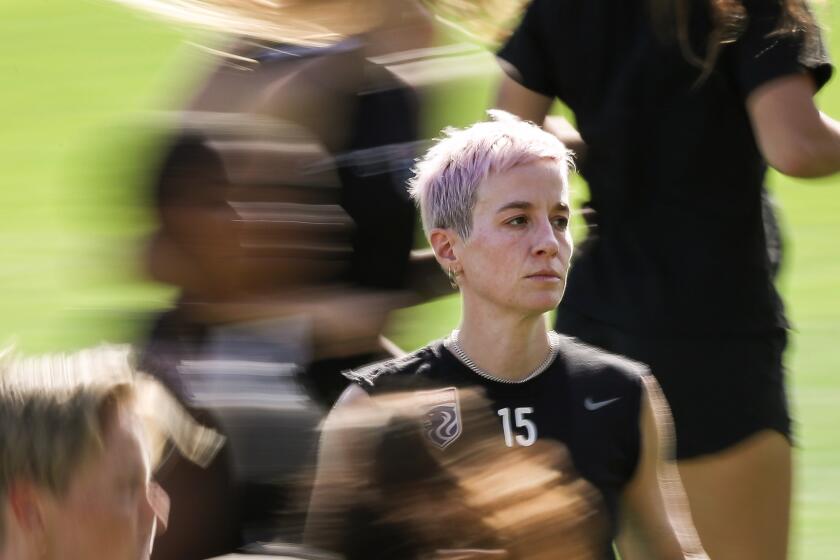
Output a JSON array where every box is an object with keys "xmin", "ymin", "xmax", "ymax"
[{"xmin": 678, "ymin": 430, "xmax": 792, "ymax": 560}]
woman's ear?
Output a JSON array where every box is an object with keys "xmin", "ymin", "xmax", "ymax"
[
  {"xmin": 429, "ymin": 228, "xmax": 460, "ymax": 269},
  {"xmin": 6, "ymin": 479, "xmax": 48, "ymax": 537}
]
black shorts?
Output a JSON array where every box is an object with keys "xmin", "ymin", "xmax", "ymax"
[{"xmin": 555, "ymin": 308, "xmax": 791, "ymax": 460}]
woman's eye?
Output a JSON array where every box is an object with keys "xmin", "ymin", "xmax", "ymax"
[
  {"xmin": 506, "ymin": 216, "xmax": 527, "ymax": 226},
  {"xmin": 552, "ymin": 216, "xmax": 570, "ymax": 230}
]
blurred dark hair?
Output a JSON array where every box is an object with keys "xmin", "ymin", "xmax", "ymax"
[
  {"xmin": 151, "ymin": 134, "xmax": 227, "ymax": 212},
  {"xmin": 649, "ymin": 0, "xmax": 819, "ymax": 82}
]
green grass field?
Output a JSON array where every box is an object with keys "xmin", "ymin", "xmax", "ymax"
[{"xmin": 1, "ymin": 0, "xmax": 838, "ymax": 556}]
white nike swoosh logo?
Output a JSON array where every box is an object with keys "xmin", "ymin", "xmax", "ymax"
[{"xmin": 584, "ymin": 397, "xmax": 621, "ymax": 411}]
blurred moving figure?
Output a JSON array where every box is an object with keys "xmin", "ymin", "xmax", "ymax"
[
  {"xmin": 140, "ymin": 122, "xmax": 395, "ymax": 558},
  {"xmin": 495, "ymin": 1, "xmax": 840, "ymax": 558},
  {"xmin": 114, "ymin": 0, "xmax": 459, "ymax": 558},
  {"xmin": 141, "ymin": 0, "xmax": 436, "ymax": 407},
  {"xmin": 306, "ymin": 114, "xmax": 707, "ymax": 559},
  {"xmin": 0, "ymin": 345, "xmax": 221, "ymax": 560}
]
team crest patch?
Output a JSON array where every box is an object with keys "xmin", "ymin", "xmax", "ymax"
[{"xmin": 418, "ymin": 387, "xmax": 462, "ymax": 450}]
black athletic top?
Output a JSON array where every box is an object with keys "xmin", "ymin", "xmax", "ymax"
[
  {"xmin": 498, "ymin": 0, "xmax": 833, "ymax": 335},
  {"xmin": 346, "ymin": 335, "xmax": 648, "ymax": 559}
]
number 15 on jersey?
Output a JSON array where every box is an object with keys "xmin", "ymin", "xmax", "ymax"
[{"xmin": 497, "ymin": 407, "xmax": 537, "ymax": 447}]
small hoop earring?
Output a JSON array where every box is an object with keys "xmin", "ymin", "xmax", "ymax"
[{"xmin": 447, "ymin": 266, "xmax": 459, "ymax": 290}]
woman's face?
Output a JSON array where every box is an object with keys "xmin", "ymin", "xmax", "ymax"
[
  {"xmin": 454, "ymin": 160, "xmax": 573, "ymax": 316},
  {"xmin": 42, "ymin": 407, "xmax": 160, "ymax": 560}
]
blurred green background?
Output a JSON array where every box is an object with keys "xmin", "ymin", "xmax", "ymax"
[{"xmin": 0, "ymin": 0, "xmax": 837, "ymax": 557}]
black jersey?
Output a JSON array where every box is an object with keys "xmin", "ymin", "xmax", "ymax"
[
  {"xmin": 498, "ymin": 0, "xmax": 833, "ymax": 335},
  {"xmin": 346, "ymin": 335, "xmax": 648, "ymax": 557}
]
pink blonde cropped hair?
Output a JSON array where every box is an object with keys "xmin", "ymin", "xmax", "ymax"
[{"xmin": 409, "ymin": 110, "xmax": 573, "ymax": 240}]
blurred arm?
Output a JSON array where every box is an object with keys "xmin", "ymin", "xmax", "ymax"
[
  {"xmin": 496, "ymin": 74, "xmax": 587, "ymax": 156},
  {"xmin": 544, "ymin": 115, "xmax": 587, "ymax": 160},
  {"xmin": 185, "ymin": 286, "xmax": 415, "ymax": 359},
  {"xmin": 496, "ymin": 72, "xmax": 553, "ymax": 125},
  {"xmin": 747, "ymin": 73, "xmax": 840, "ymax": 178},
  {"xmin": 304, "ymin": 384, "xmax": 376, "ymax": 551},
  {"xmin": 617, "ymin": 377, "xmax": 708, "ymax": 560}
]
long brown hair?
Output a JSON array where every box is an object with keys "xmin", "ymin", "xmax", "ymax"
[
  {"xmin": 649, "ymin": 0, "xmax": 820, "ymax": 82},
  {"xmin": 308, "ymin": 388, "xmax": 607, "ymax": 559}
]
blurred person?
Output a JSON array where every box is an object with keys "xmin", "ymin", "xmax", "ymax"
[
  {"xmin": 137, "ymin": 124, "xmax": 378, "ymax": 559},
  {"xmin": 306, "ymin": 113, "xmax": 707, "ymax": 560},
  {"xmin": 0, "ymin": 345, "xmax": 221, "ymax": 560},
  {"xmin": 140, "ymin": 0, "xmax": 435, "ymax": 406},
  {"xmin": 494, "ymin": 1, "xmax": 840, "ymax": 558},
  {"xmin": 113, "ymin": 1, "xmax": 456, "ymax": 557}
]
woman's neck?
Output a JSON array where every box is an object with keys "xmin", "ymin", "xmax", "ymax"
[{"xmin": 456, "ymin": 304, "xmax": 551, "ymax": 382}]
